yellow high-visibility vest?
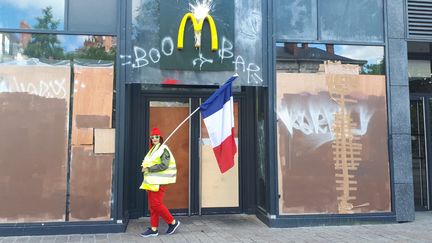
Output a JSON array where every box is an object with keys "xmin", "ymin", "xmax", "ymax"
[{"xmin": 139, "ymin": 143, "xmax": 176, "ymax": 192}]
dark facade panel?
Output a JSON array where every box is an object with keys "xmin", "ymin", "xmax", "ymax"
[
  {"xmin": 319, "ymin": 0, "xmax": 384, "ymax": 43},
  {"xmin": 275, "ymin": 0, "xmax": 317, "ymax": 41},
  {"xmin": 130, "ymin": 0, "xmax": 264, "ymax": 86},
  {"xmin": 67, "ymin": 0, "xmax": 117, "ymax": 33}
]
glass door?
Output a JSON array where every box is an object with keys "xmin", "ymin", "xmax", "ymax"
[
  {"xmin": 146, "ymin": 97, "xmax": 241, "ymax": 215},
  {"xmin": 199, "ymin": 100, "xmax": 240, "ymax": 213},
  {"xmin": 148, "ymin": 99, "xmax": 191, "ymax": 214},
  {"xmin": 410, "ymin": 97, "xmax": 430, "ymax": 210}
]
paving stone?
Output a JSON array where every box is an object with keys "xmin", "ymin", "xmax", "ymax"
[
  {"xmin": 4, "ymin": 212, "xmax": 432, "ymax": 242},
  {"xmin": 1, "ymin": 238, "xmax": 17, "ymax": 243}
]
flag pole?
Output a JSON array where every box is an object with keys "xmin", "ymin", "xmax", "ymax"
[
  {"xmin": 143, "ymin": 107, "xmax": 200, "ymax": 165},
  {"xmin": 161, "ymin": 106, "xmax": 201, "ymax": 146}
]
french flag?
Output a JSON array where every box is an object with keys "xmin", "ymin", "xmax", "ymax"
[{"xmin": 200, "ymin": 74, "xmax": 238, "ymax": 173}]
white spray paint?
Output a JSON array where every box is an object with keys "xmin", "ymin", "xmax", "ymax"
[
  {"xmin": 121, "ymin": 35, "xmax": 264, "ymax": 84},
  {"xmin": 193, "ymin": 52, "xmax": 214, "ymax": 70},
  {"xmin": 277, "ymin": 97, "xmax": 374, "ymax": 150},
  {"xmin": 0, "ymin": 77, "xmax": 68, "ymax": 99}
]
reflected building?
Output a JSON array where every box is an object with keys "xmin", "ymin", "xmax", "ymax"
[{"xmin": 276, "ymin": 43, "xmax": 366, "ymax": 73}]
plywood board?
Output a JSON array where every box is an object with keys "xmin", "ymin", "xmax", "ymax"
[
  {"xmin": 72, "ymin": 128, "xmax": 93, "ymax": 145},
  {"xmin": 71, "ymin": 65, "xmax": 114, "ymax": 144},
  {"xmin": 0, "ymin": 65, "xmax": 70, "ymax": 223},
  {"xmin": 0, "ymin": 65, "xmax": 71, "ymax": 100},
  {"xmin": 276, "ymin": 71, "xmax": 391, "ymax": 215},
  {"xmin": 69, "ymin": 146, "xmax": 113, "ymax": 221},
  {"xmin": 0, "ymin": 92, "xmax": 69, "ymax": 223},
  {"xmin": 149, "ymin": 105, "xmax": 190, "ymax": 210},
  {"xmin": 94, "ymin": 128, "xmax": 115, "ymax": 154}
]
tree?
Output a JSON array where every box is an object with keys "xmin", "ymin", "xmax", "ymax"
[
  {"xmin": 361, "ymin": 58, "xmax": 385, "ymax": 75},
  {"xmin": 23, "ymin": 7, "xmax": 64, "ymax": 59}
]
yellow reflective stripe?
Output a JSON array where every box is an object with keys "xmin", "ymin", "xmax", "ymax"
[
  {"xmin": 144, "ymin": 175, "xmax": 176, "ymax": 184},
  {"xmin": 146, "ymin": 173, "xmax": 176, "ymax": 178}
]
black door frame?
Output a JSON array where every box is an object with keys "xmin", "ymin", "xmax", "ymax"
[
  {"xmin": 125, "ymin": 85, "xmax": 257, "ymax": 218},
  {"xmin": 410, "ymin": 93, "xmax": 432, "ymax": 211}
]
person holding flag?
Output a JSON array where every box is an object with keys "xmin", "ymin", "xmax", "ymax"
[
  {"xmin": 139, "ymin": 128, "xmax": 180, "ymax": 237},
  {"xmin": 138, "ymin": 74, "xmax": 238, "ymax": 237}
]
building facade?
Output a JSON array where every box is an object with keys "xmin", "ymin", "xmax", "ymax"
[{"xmin": 0, "ymin": 0, "xmax": 425, "ymax": 236}]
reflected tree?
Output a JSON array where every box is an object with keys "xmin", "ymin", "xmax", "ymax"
[
  {"xmin": 361, "ymin": 59, "xmax": 385, "ymax": 75},
  {"xmin": 23, "ymin": 7, "xmax": 64, "ymax": 59},
  {"xmin": 68, "ymin": 37, "xmax": 116, "ymax": 61},
  {"xmin": 132, "ymin": 0, "xmax": 159, "ymax": 43}
]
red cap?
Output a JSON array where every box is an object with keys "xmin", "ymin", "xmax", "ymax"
[{"xmin": 150, "ymin": 127, "xmax": 162, "ymax": 136}]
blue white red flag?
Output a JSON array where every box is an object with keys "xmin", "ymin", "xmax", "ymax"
[{"xmin": 200, "ymin": 74, "xmax": 238, "ymax": 173}]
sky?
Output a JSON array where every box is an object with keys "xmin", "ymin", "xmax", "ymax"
[
  {"xmin": 0, "ymin": 0, "xmax": 64, "ymax": 29},
  {"xmin": 0, "ymin": 1, "xmax": 101, "ymax": 53}
]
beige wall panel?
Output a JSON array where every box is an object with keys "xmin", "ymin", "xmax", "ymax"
[
  {"xmin": 276, "ymin": 73, "xmax": 386, "ymax": 98},
  {"xmin": 201, "ymin": 142, "xmax": 239, "ymax": 208},
  {"xmin": 200, "ymin": 102, "xmax": 239, "ymax": 208},
  {"xmin": 94, "ymin": 128, "xmax": 115, "ymax": 154}
]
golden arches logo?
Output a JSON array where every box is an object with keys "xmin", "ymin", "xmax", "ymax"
[{"xmin": 177, "ymin": 13, "xmax": 218, "ymax": 51}]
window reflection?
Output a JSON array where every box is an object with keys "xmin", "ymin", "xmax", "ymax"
[
  {"xmin": 276, "ymin": 43, "xmax": 385, "ymax": 75},
  {"xmin": 0, "ymin": 1, "xmax": 65, "ymax": 30},
  {"xmin": 0, "ymin": 33, "xmax": 116, "ymax": 62}
]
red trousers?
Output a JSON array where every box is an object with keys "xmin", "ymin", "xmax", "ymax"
[{"xmin": 147, "ymin": 185, "xmax": 174, "ymax": 227}]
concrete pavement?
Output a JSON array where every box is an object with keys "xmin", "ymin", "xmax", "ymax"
[{"xmin": 1, "ymin": 211, "xmax": 432, "ymax": 242}]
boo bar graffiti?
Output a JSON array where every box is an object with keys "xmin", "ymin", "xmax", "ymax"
[{"xmin": 120, "ymin": 36, "xmax": 263, "ymax": 85}]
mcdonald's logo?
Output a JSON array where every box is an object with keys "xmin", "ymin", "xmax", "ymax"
[{"xmin": 177, "ymin": 13, "xmax": 218, "ymax": 51}]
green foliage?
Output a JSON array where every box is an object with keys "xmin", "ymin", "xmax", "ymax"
[
  {"xmin": 23, "ymin": 7, "xmax": 116, "ymax": 62},
  {"xmin": 34, "ymin": 6, "xmax": 60, "ymax": 30},
  {"xmin": 361, "ymin": 59, "xmax": 385, "ymax": 75},
  {"xmin": 69, "ymin": 46, "xmax": 116, "ymax": 61},
  {"xmin": 23, "ymin": 7, "xmax": 64, "ymax": 59}
]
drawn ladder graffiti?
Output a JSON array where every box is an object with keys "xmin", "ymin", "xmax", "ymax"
[{"xmin": 327, "ymin": 75, "xmax": 370, "ymax": 213}]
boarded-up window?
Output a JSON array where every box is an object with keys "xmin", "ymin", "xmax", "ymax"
[
  {"xmin": 276, "ymin": 43, "xmax": 390, "ymax": 215},
  {"xmin": 0, "ymin": 65, "xmax": 70, "ymax": 222},
  {"xmin": 69, "ymin": 65, "xmax": 115, "ymax": 221},
  {"xmin": 0, "ymin": 33, "xmax": 116, "ymax": 223}
]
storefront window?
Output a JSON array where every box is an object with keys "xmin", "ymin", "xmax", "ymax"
[
  {"xmin": 0, "ymin": 32, "xmax": 116, "ymax": 222},
  {"xmin": 276, "ymin": 43, "xmax": 390, "ymax": 215},
  {"xmin": 0, "ymin": 1, "xmax": 65, "ymax": 30}
]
